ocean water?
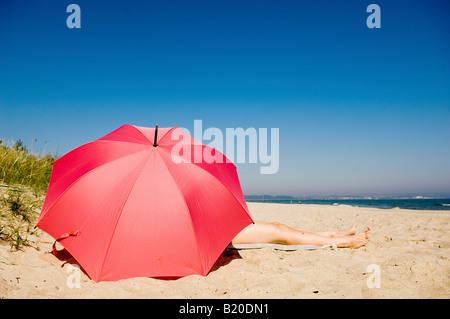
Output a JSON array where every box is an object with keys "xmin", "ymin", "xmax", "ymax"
[{"xmin": 246, "ymin": 198, "xmax": 450, "ymax": 211}]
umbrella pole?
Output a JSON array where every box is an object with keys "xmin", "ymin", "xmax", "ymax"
[{"xmin": 153, "ymin": 124, "xmax": 158, "ymax": 147}]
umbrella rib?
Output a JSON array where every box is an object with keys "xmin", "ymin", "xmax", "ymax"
[
  {"xmin": 159, "ymin": 147, "xmax": 252, "ymax": 223},
  {"xmin": 100, "ymin": 124, "xmax": 153, "ymax": 145},
  {"xmin": 124, "ymin": 124, "xmax": 153, "ymax": 144},
  {"xmin": 46, "ymin": 140, "xmax": 149, "ymax": 193},
  {"xmin": 201, "ymin": 167, "xmax": 251, "ymax": 221},
  {"xmin": 152, "ymin": 130, "xmax": 248, "ymax": 220},
  {"xmin": 50, "ymin": 140, "xmax": 148, "ymax": 187},
  {"xmin": 158, "ymin": 151, "xmax": 252, "ymax": 275},
  {"xmin": 97, "ymin": 150, "xmax": 153, "ymax": 279},
  {"xmin": 153, "ymin": 149, "xmax": 205, "ymax": 275},
  {"xmin": 156, "ymin": 127, "xmax": 177, "ymax": 144},
  {"xmin": 38, "ymin": 147, "xmax": 151, "ymax": 226}
]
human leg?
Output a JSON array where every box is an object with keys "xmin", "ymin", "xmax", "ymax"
[
  {"xmin": 231, "ymin": 221, "xmax": 370, "ymax": 249},
  {"xmin": 293, "ymin": 222, "xmax": 358, "ymax": 237}
]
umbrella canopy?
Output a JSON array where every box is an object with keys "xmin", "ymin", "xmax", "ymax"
[{"xmin": 37, "ymin": 124, "xmax": 253, "ymax": 282}]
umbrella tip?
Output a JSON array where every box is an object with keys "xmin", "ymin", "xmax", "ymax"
[{"xmin": 153, "ymin": 124, "xmax": 158, "ymax": 147}]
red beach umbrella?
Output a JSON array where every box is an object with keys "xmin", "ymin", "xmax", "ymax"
[{"xmin": 36, "ymin": 124, "xmax": 253, "ymax": 282}]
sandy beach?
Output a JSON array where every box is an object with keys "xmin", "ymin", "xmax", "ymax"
[{"xmin": 1, "ymin": 202, "xmax": 449, "ymax": 299}]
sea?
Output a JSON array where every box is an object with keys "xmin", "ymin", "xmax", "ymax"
[{"xmin": 245, "ymin": 198, "xmax": 450, "ymax": 211}]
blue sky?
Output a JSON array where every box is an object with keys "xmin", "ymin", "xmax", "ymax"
[{"xmin": 1, "ymin": 0, "xmax": 449, "ymax": 196}]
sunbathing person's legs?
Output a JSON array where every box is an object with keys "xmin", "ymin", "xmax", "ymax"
[
  {"xmin": 232, "ymin": 221, "xmax": 370, "ymax": 249},
  {"xmin": 293, "ymin": 222, "xmax": 358, "ymax": 237}
]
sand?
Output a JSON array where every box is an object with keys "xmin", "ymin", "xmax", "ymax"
[{"xmin": 1, "ymin": 202, "xmax": 449, "ymax": 299}]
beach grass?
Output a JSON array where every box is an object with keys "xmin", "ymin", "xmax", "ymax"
[
  {"xmin": 0, "ymin": 139, "xmax": 55, "ymax": 192},
  {"xmin": 0, "ymin": 140, "xmax": 56, "ymax": 250}
]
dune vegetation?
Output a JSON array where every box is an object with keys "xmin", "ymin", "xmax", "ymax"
[{"xmin": 0, "ymin": 140, "xmax": 56, "ymax": 250}]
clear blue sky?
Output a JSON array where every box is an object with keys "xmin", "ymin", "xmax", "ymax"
[{"xmin": 1, "ymin": 0, "xmax": 449, "ymax": 197}]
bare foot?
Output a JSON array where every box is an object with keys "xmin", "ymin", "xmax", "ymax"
[
  {"xmin": 348, "ymin": 227, "xmax": 371, "ymax": 249},
  {"xmin": 335, "ymin": 227, "xmax": 371, "ymax": 249},
  {"xmin": 321, "ymin": 222, "xmax": 358, "ymax": 237}
]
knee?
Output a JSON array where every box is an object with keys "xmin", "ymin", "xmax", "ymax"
[
  {"xmin": 270, "ymin": 222, "xmax": 295, "ymax": 244},
  {"xmin": 272, "ymin": 222, "xmax": 291, "ymax": 233}
]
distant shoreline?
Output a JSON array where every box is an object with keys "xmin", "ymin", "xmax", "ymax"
[{"xmin": 245, "ymin": 198, "xmax": 450, "ymax": 211}]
